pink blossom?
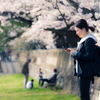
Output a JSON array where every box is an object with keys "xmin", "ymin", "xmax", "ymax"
[{"xmin": 78, "ymin": 8, "xmax": 83, "ymax": 13}]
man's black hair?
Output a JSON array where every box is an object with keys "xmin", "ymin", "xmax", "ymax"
[
  {"xmin": 27, "ymin": 59, "xmax": 31, "ymax": 62},
  {"xmin": 31, "ymin": 79, "xmax": 34, "ymax": 82}
]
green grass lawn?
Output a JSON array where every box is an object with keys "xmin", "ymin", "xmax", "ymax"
[{"xmin": 0, "ymin": 74, "xmax": 80, "ymax": 100}]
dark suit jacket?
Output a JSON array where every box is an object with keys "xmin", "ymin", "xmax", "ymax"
[{"xmin": 74, "ymin": 38, "xmax": 95, "ymax": 77}]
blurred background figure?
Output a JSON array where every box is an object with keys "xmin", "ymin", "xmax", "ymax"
[
  {"xmin": 26, "ymin": 79, "xmax": 34, "ymax": 89},
  {"xmin": 38, "ymin": 68, "xmax": 43, "ymax": 87},
  {"xmin": 21, "ymin": 59, "xmax": 31, "ymax": 89}
]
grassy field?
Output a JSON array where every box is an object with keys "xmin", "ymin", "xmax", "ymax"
[{"xmin": 0, "ymin": 74, "xmax": 80, "ymax": 100}]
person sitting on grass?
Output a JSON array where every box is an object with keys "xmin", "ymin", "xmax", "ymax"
[
  {"xmin": 40, "ymin": 68, "xmax": 57, "ymax": 87},
  {"xmin": 26, "ymin": 79, "xmax": 34, "ymax": 89}
]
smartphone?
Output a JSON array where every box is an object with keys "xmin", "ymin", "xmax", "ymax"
[
  {"xmin": 62, "ymin": 46, "xmax": 68, "ymax": 50},
  {"xmin": 62, "ymin": 46, "xmax": 70, "ymax": 52},
  {"xmin": 64, "ymin": 47, "xmax": 71, "ymax": 52},
  {"xmin": 64, "ymin": 47, "xmax": 68, "ymax": 50}
]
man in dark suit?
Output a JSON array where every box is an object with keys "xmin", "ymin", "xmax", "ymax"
[
  {"xmin": 21, "ymin": 59, "xmax": 31, "ymax": 89},
  {"xmin": 40, "ymin": 68, "xmax": 57, "ymax": 87}
]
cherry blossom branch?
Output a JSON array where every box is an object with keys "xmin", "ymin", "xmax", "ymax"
[
  {"xmin": 66, "ymin": 0, "xmax": 95, "ymax": 15},
  {"xmin": 56, "ymin": 0, "xmax": 68, "ymax": 28},
  {"xmin": 0, "ymin": 11, "xmax": 33, "ymax": 26}
]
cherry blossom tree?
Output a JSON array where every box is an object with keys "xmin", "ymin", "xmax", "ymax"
[{"xmin": 0, "ymin": 0, "xmax": 100, "ymax": 51}]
